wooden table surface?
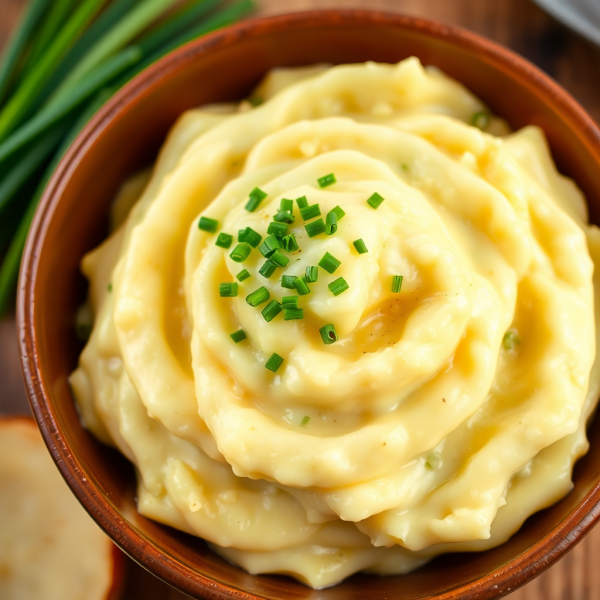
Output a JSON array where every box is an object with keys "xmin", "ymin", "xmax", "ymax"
[{"xmin": 1, "ymin": 0, "xmax": 599, "ymax": 598}]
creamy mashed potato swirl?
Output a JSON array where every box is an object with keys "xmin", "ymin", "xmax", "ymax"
[{"xmin": 71, "ymin": 58, "xmax": 600, "ymax": 588}]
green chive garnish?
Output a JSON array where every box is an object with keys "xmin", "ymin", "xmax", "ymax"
[
  {"xmin": 219, "ymin": 282, "xmax": 238, "ymax": 297},
  {"xmin": 328, "ymin": 277, "xmax": 349, "ymax": 296},
  {"xmin": 246, "ymin": 286, "xmax": 270, "ymax": 307},
  {"xmin": 238, "ymin": 229, "xmax": 245, "ymax": 242},
  {"xmin": 216, "ymin": 233, "xmax": 233, "ymax": 249},
  {"xmin": 281, "ymin": 198, "xmax": 293, "ymax": 213},
  {"xmin": 325, "ymin": 211, "xmax": 338, "ymax": 235},
  {"xmin": 282, "ymin": 296, "xmax": 299, "ymax": 308},
  {"xmin": 294, "ymin": 278, "xmax": 310, "ymax": 295},
  {"xmin": 240, "ymin": 226, "xmax": 262, "ymax": 248},
  {"xmin": 259, "ymin": 259, "xmax": 278, "ymax": 279},
  {"xmin": 367, "ymin": 192, "xmax": 385, "ymax": 209},
  {"xmin": 392, "ymin": 275, "xmax": 403, "ymax": 293},
  {"xmin": 300, "ymin": 204, "xmax": 321, "ymax": 220},
  {"xmin": 282, "ymin": 234, "xmax": 299, "ymax": 252},
  {"xmin": 245, "ymin": 187, "xmax": 268, "ymax": 212},
  {"xmin": 300, "ymin": 416, "xmax": 310, "ymax": 427},
  {"xmin": 318, "ymin": 252, "xmax": 341, "ymax": 274},
  {"xmin": 296, "ymin": 196, "xmax": 308, "ymax": 209},
  {"xmin": 353, "ymin": 239, "xmax": 368, "ymax": 254},
  {"xmin": 318, "ymin": 173, "xmax": 336, "ymax": 188},
  {"xmin": 331, "ymin": 206, "xmax": 345, "ymax": 221},
  {"xmin": 305, "ymin": 219, "xmax": 326, "ymax": 237},
  {"xmin": 284, "ymin": 307, "xmax": 304, "ymax": 320},
  {"xmin": 107, "ymin": 283, "xmax": 112, "ymax": 292},
  {"xmin": 230, "ymin": 330, "xmax": 247, "ymax": 343},
  {"xmin": 261, "ymin": 300, "xmax": 282, "ymax": 322},
  {"xmin": 236, "ymin": 269, "xmax": 251, "ymax": 282},
  {"xmin": 198, "ymin": 216, "xmax": 218, "ymax": 233},
  {"xmin": 230, "ymin": 243, "xmax": 251, "ymax": 263},
  {"xmin": 265, "ymin": 353, "xmax": 284, "ymax": 372},
  {"xmin": 503, "ymin": 330, "xmax": 520, "ymax": 351},
  {"xmin": 281, "ymin": 275, "xmax": 298, "ymax": 289},
  {"xmin": 273, "ymin": 211, "xmax": 295, "ymax": 224},
  {"xmin": 259, "ymin": 235, "xmax": 281, "ymax": 257},
  {"xmin": 471, "ymin": 111, "xmax": 490, "ymax": 129},
  {"xmin": 305, "ymin": 266, "xmax": 318, "ymax": 283},
  {"xmin": 270, "ymin": 249, "xmax": 289, "ymax": 268},
  {"xmin": 267, "ymin": 222, "xmax": 288, "ymax": 238},
  {"xmin": 319, "ymin": 324, "xmax": 338, "ymax": 345}
]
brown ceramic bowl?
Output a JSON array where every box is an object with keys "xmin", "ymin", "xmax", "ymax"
[{"xmin": 18, "ymin": 10, "xmax": 600, "ymax": 600}]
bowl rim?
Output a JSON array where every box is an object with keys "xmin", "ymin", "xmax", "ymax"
[{"xmin": 17, "ymin": 9, "xmax": 600, "ymax": 600}]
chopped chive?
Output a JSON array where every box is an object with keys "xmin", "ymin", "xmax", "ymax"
[
  {"xmin": 305, "ymin": 218, "xmax": 326, "ymax": 237},
  {"xmin": 219, "ymin": 282, "xmax": 238, "ymax": 297},
  {"xmin": 502, "ymin": 330, "xmax": 520, "ymax": 351},
  {"xmin": 325, "ymin": 211, "xmax": 338, "ymax": 235},
  {"xmin": 317, "ymin": 173, "xmax": 336, "ymax": 188},
  {"xmin": 296, "ymin": 196, "xmax": 308, "ymax": 209},
  {"xmin": 367, "ymin": 192, "xmax": 385, "ymax": 209},
  {"xmin": 328, "ymin": 277, "xmax": 349, "ymax": 296},
  {"xmin": 107, "ymin": 283, "xmax": 112, "ymax": 292},
  {"xmin": 246, "ymin": 286, "xmax": 270, "ymax": 307},
  {"xmin": 245, "ymin": 187, "xmax": 267, "ymax": 212},
  {"xmin": 319, "ymin": 324, "xmax": 338, "ymax": 345},
  {"xmin": 392, "ymin": 275, "xmax": 403, "ymax": 293},
  {"xmin": 198, "ymin": 216, "xmax": 218, "ymax": 232},
  {"xmin": 265, "ymin": 352, "xmax": 284, "ymax": 373},
  {"xmin": 259, "ymin": 259, "xmax": 278, "ymax": 279},
  {"xmin": 240, "ymin": 226, "xmax": 262, "ymax": 247},
  {"xmin": 294, "ymin": 278, "xmax": 310, "ymax": 296},
  {"xmin": 331, "ymin": 205, "xmax": 345, "ymax": 221},
  {"xmin": 267, "ymin": 221, "xmax": 288, "ymax": 238},
  {"xmin": 305, "ymin": 266, "xmax": 318, "ymax": 283},
  {"xmin": 300, "ymin": 416, "xmax": 310, "ymax": 427},
  {"xmin": 282, "ymin": 296, "xmax": 299, "ymax": 308},
  {"xmin": 284, "ymin": 307, "xmax": 304, "ymax": 320},
  {"xmin": 353, "ymin": 239, "xmax": 368, "ymax": 254},
  {"xmin": 471, "ymin": 111, "xmax": 490, "ymax": 129},
  {"xmin": 282, "ymin": 233, "xmax": 299, "ymax": 252},
  {"xmin": 270, "ymin": 249, "xmax": 289, "ymax": 268},
  {"xmin": 318, "ymin": 252, "xmax": 341, "ymax": 274},
  {"xmin": 300, "ymin": 204, "xmax": 321, "ymax": 220},
  {"xmin": 281, "ymin": 275, "xmax": 298, "ymax": 289},
  {"xmin": 236, "ymin": 269, "xmax": 251, "ymax": 282},
  {"xmin": 216, "ymin": 232, "xmax": 233, "ymax": 249},
  {"xmin": 280, "ymin": 198, "xmax": 293, "ymax": 213},
  {"xmin": 238, "ymin": 229, "xmax": 245, "ymax": 242},
  {"xmin": 259, "ymin": 235, "xmax": 281, "ymax": 257},
  {"xmin": 230, "ymin": 329, "xmax": 247, "ymax": 343},
  {"xmin": 273, "ymin": 211, "xmax": 295, "ymax": 224},
  {"xmin": 230, "ymin": 243, "xmax": 251, "ymax": 263},
  {"xmin": 261, "ymin": 300, "xmax": 282, "ymax": 322}
]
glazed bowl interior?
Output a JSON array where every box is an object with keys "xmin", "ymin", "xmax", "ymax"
[{"xmin": 19, "ymin": 10, "xmax": 600, "ymax": 600}]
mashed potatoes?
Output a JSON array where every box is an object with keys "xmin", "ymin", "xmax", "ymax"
[{"xmin": 70, "ymin": 58, "xmax": 600, "ymax": 588}]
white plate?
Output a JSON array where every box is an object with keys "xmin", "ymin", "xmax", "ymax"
[{"xmin": 532, "ymin": 0, "xmax": 600, "ymax": 46}]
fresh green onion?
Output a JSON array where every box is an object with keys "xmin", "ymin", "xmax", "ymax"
[
  {"xmin": 245, "ymin": 186, "xmax": 267, "ymax": 212},
  {"xmin": 282, "ymin": 233, "xmax": 299, "ymax": 252},
  {"xmin": 305, "ymin": 218, "xmax": 326, "ymax": 237},
  {"xmin": 353, "ymin": 239, "xmax": 368, "ymax": 254},
  {"xmin": 471, "ymin": 111, "xmax": 490, "ymax": 129},
  {"xmin": 261, "ymin": 299, "xmax": 282, "ymax": 322},
  {"xmin": 219, "ymin": 282, "xmax": 238, "ymax": 297},
  {"xmin": 284, "ymin": 307, "xmax": 304, "ymax": 320},
  {"xmin": 268, "ymin": 250, "xmax": 288, "ymax": 268},
  {"xmin": 325, "ymin": 210, "xmax": 337, "ymax": 235},
  {"xmin": 296, "ymin": 195, "xmax": 308, "ymax": 209},
  {"xmin": 215, "ymin": 232, "xmax": 233, "ymax": 249},
  {"xmin": 328, "ymin": 277, "xmax": 349, "ymax": 296},
  {"xmin": 392, "ymin": 275, "xmax": 403, "ymax": 293},
  {"xmin": 273, "ymin": 210, "xmax": 294, "ymax": 224},
  {"xmin": 236, "ymin": 269, "xmax": 250, "ymax": 282},
  {"xmin": 230, "ymin": 243, "xmax": 251, "ymax": 262},
  {"xmin": 331, "ymin": 205, "xmax": 345, "ymax": 221},
  {"xmin": 246, "ymin": 286, "xmax": 270, "ymax": 307},
  {"xmin": 300, "ymin": 416, "xmax": 310, "ymax": 427},
  {"xmin": 502, "ymin": 330, "xmax": 520, "ymax": 351},
  {"xmin": 259, "ymin": 259, "xmax": 278, "ymax": 279},
  {"xmin": 280, "ymin": 198, "xmax": 293, "ymax": 213},
  {"xmin": 281, "ymin": 296, "xmax": 299, "ymax": 308},
  {"xmin": 367, "ymin": 192, "xmax": 385, "ymax": 209},
  {"xmin": 294, "ymin": 278, "xmax": 310, "ymax": 296},
  {"xmin": 258, "ymin": 234, "xmax": 281, "ymax": 257},
  {"xmin": 239, "ymin": 226, "xmax": 262, "ymax": 247},
  {"xmin": 305, "ymin": 266, "xmax": 318, "ymax": 283},
  {"xmin": 319, "ymin": 324, "xmax": 338, "ymax": 345},
  {"xmin": 198, "ymin": 216, "xmax": 218, "ymax": 232},
  {"xmin": 300, "ymin": 204, "xmax": 320, "ymax": 220},
  {"xmin": 265, "ymin": 352, "xmax": 283, "ymax": 373},
  {"xmin": 317, "ymin": 173, "xmax": 336, "ymax": 188},
  {"xmin": 281, "ymin": 275, "xmax": 298, "ymax": 289},
  {"xmin": 238, "ymin": 229, "xmax": 245, "ymax": 241},
  {"xmin": 318, "ymin": 252, "xmax": 341, "ymax": 274},
  {"xmin": 267, "ymin": 221, "xmax": 287, "ymax": 238},
  {"xmin": 230, "ymin": 329, "xmax": 247, "ymax": 343}
]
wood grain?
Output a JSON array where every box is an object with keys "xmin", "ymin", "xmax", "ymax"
[{"xmin": 1, "ymin": 1, "xmax": 599, "ymax": 598}]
